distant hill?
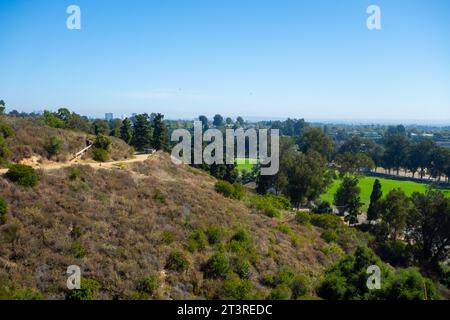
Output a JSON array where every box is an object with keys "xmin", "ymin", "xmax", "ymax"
[{"xmin": 0, "ymin": 116, "xmax": 133, "ymax": 166}]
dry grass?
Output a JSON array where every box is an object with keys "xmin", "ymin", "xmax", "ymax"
[{"xmin": 0, "ymin": 153, "xmax": 344, "ymax": 299}]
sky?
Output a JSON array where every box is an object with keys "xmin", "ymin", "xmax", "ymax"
[{"xmin": 0, "ymin": 0, "xmax": 450, "ymax": 123}]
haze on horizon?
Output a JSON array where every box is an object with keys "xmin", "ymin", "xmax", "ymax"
[{"xmin": 1, "ymin": 0, "xmax": 450, "ymax": 123}]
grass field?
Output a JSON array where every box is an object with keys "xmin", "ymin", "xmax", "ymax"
[
  {"xmin": 235, "ymin": 157, "xmax": 257, "ymax": 173},
  {"xmin": 321, "ymin": 176, "xmax": 450, "ymax": 211}
]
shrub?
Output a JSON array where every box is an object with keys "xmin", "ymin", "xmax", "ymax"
[
  {"xmin": 5, "ymin": 164, "xmax": 39, "ymax": 187},
  {"xmin": 166, "ymin": 251, "xmax": 189, "ymax": 272},
  {"xmin": 321, "ymin": 229, "xmax": 338, "ymax": 243},
  {"xmin": 215, "ymin": 180, "xmax": 234, "ymax": 198},
  {"xmin": 0, "ymin": 136, "xmax": 10, "ymax": 159},
  {"xmin": 310, "ymin": 213, "xmax": 342, "ymax": 230},
  {"xmin": 0, "ymin": 124, "xmax": 15, "ymax": 139},
  {"xmin": 381, "ymin": 268, "xmax": 439, "ymax": 300},
  {"xmin": 220, "ymin": 274, "xmax": 253, "ymax": 300},
  {"xmin": 231, "ymin": 256, "xmax": 251, "ymax": 279},
  {"xmin": 139, "ymin": 274, "xmax": 159, "ymax": 295},
  {"xmin": 68, "ymin": 168, "xmax": 82, "ymax": 181},
  {"xmin": 232, "ymin": 183, "xmax": 246, "ymax": 200},
  {"xmin": 250, "ymin": 194, "xmax": 290, "ymax": 218},
  {"xmin": 0, "ymin": 197, "xmax": 7, "ymax": 225},
  {"xmin": 291, "ymin": 275, "xmax": 308, "ymax": 299},
  {"xmin": 267, "ymin": 284, "xmax": 292, "ymax": 300},
  {"xmin": 44, "ymin": 136, "xmax": 63, "ymax": 158},
  {"xmin": 206, "ymin": 225, "xmax": 223, "ymax": 245},
  {"xmin": 263, "ymin": 206, "xmax": 281, "ymax": 218},
  {"xmin": 203, "ymin": 252, "xmax": 230, "ymax": 279},
  {"xmin": 66, "ymin": 277, "xmax": 100, "ymax": 300},
  {"xmin": 187, "ymin": 228, "xmax": 208, "ymax": 252},
  {"xmin": 92, "ymin": 147, "xmax": 109, "ymax": 162},
  {"xmin": 93, "ymin": 134, "xmax": 111, "ymax": 150},
  {"xmin": 295, "ymin": 212, "xmax": 311, "ymax": 225},
  {"xmin": 71, "ymin": 241, "xmax": 88, "ymax": 258},
  {"xmin": 316, "ymin": 201, "xmax": 333, "ymax": 214}
]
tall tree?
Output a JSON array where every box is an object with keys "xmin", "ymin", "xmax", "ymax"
[
  {"xmin": 152, "ymin": 113, "xmax": 169, "ymax": 151},
  {"xmin": 298, "ymin": 127, "xmax": 334, "ymax": 160},
  {"xmin": 380, "ymin": 189, "xmax": 410, "ymax": 241},
  {"xmin": 213, "ymin": 114, "xmax": 224, "ymax": 127},
  {"xmin": 367, "ymin": 179, "xmax": 383, "ymax": 221},
  {"xmin": 407, "ymin": 190, "xmax": 450, "ymax": 268},
  {"xmin": 131, "ymin": 113, "xmax": 152, "ymax": 151},
  {"xmin": 334, "ymin": 176, "xmax": 362, "ymax": 225},
  {"xmin": 0, "ymin": 100, "xmax": 5, "ymax": 115},
  {"xmin": 199, "ymin": 115, "xmax": 208, "ymax": 129},
  {"xmin": 120, "ymin": 118, "xmax": 133, "ymax": 144}
]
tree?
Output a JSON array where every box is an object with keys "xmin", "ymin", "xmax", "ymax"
[
  {"xmin": 225, "ymin": 117, "xmax": 233, "ymax": 125},
  {"xmin": 213, "ymin": 114, "xmax": 224, "ymax": 127},
  {"xmin": 407, "ymin": 190, "xmax": 450, "ymax": 268},
  {"xmin": 334, "ymin": 176, "xmax": 362, "ymax": 224},
  {"xmin": 119, "ymin": 118, "xmax": 133, "ymax": 144},
  {"xmin": 380, "ymin": 189, "xmax": 410, "ymax": 241},
  {"xmin": 298, "ymin": 127, "xmax": 334, "ymax": 160},
  {"xmin": 131, "ymin": 114, "xmax": 152, "ymax": 151},
  {"xmin": 92, "ymin": 119, "xmax": 109, "ymax": 135},
  {"xmin": 335, "ymin": 152, "xmax": 374, "ymax": 176},
  {"xmin": 235, "ymin": 116, "xmax": 244, "ymax": 127},
  {"xmin": 383, "ymin": 133, "xmax": 410, "ymax": 175},
  {"xmin": 198, "ymin": 115, "xmax": 208, "ymax": 129},
  {"xmin": 0, "ymin": 100, "xmax": 5, "ymax": 115},
  {"xmin": 367, "ymin": 179, "xmax": 382, "ymax": 221},
  {"xmin": 93, "ymin": 134, "xmax": 111, "ymax": 150},
  {"xmin": 152, "ymin": 113, "xmax": 169, "ymax": 151}
]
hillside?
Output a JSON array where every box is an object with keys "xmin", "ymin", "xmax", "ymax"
[
  {"xmin": 0, "ymin": 117, "xmax": 133, "ymax": 165},
  {"xmin": 0, "ymin": 153, "xmax": 364, "ymax": 300}
]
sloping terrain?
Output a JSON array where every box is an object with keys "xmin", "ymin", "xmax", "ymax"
[
  {"xmin": 0, "ymin": 153, "xmax": 349, "ymax": 299},
  {"xmin": 1, "ymin": 117, "xmax": 133, "ymax": 164}
]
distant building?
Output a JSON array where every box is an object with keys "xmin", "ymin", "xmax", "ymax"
[{"xmin": 105, "ymin": 113, "xmax": 114, "ymax": 121}]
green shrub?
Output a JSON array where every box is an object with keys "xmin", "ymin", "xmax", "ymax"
[
  {"xmin": 321, "ymin": 229, "xmax": 338, "ymax": 243},
  {"xmin": 0, "ymin": 124, "xmax": 15, "ymax": 139},
  {"xmin": 68, "ymin": 168, "xmax": 82, "ymax": 181},
  {"xmin": 187, "ymin": 228, "xmax": 208, "ymax": 252},
  {"xmin": 310, "ymin": 213, "xmax": 342, "ymax": 230},
  {"xmin": 316, "ymin": 201, "xmax": 333, "ymax": 214},
  {"xmin": 5, "ymin": 164, "xmax": 39, "ymax": 187},
  {"xmin": 232, "ymin": 183, "xmax": 246, "ymax": 200},
  {"xmin": 93, "ymin": 134, "xmax": 111, "ymax": 150},
  {"xmin": 0, "ymin": 197, "xmax": 7, "ymax": 225},
  {"xmin": 220, "ymin": 274, "xmax": 253, "ymax": 300},
  {"xmin": 71, "ymin": 241, "xmax": 88, "ymax": 258},
  {"xmin": 267, "ymin": 284, "xmax": 292, "ymax": 300},
  {"xmin": 139, "ymin": 274, "xmax": 159, "ymax": 295},
  {"xmin": 66, "ymin": 277, "xmax": 100, "ymax": 300},
  {"xmin": 166, "ymin": 251, "xmax": 189, "ymax": 272},
  {"xmin": 231, "ymin": 256, "xmax": 251, "ymax": 279},
  {"xmin": 295, "ymin": 212, "xmax": 311, "ymax": 225},
  {"xmin": 263, "ymin": 206, "xmax": 281, "ymax": 218},
  {"xmin": 44, "ymin": 136, "xmax": 63, "ymax": 158},
  {"xmin": 92, "ymin": 147, "xmax": 109, "ymax": 162},
  {"xmin": 291, "ymin": 275, "xmax": 308, "ymax": 299},
  {"xmin": 0, "ymin": 136, "xmax": 10, "ymax": 159},
  {"xmin": 206, "ymin": 225, "xmax": 223, "ymax": 245},
  {"xmin": 203, "ymin": 252, "xmax": 230, "ymax": 279},
  {"xmin": 215, "ymin": 180, "xmax": 234, "ymax": 198},
  {"xmin": 381, "ymin": 268, "xmax": 439, "ymax": 300}
]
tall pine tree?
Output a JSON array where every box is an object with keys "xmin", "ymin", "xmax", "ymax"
[
  {"xmin": 120, "ymin": 118, "xmax": 133, "ymax": 144},
  {"xmin": 131, "ymin": 114, "xmax": 152, "ymax": 151},
  {"xmin": 152, "ymin": 113, "xmax": 169, "ymax": 151},
  {"xmin": 367, "ymin": 179, "xmax": 383, "ymax": 221}
]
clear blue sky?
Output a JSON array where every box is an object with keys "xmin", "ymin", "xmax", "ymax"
[{"xmin": 1, "ymin": 0, "xmax": 450, "ymax": 123}]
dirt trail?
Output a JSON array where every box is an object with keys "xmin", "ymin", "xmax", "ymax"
[{"xmin": 0, "ymin": 153, "xmax": 158, "ymax": 175}]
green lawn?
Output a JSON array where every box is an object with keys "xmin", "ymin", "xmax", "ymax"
[
  {"xmin": 235, "ymin": 158, "xmax": 257, "ymax": 173},
  {"xmin": 321, "ymin": 176, "xmax": 450, "ymax": 211}
]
